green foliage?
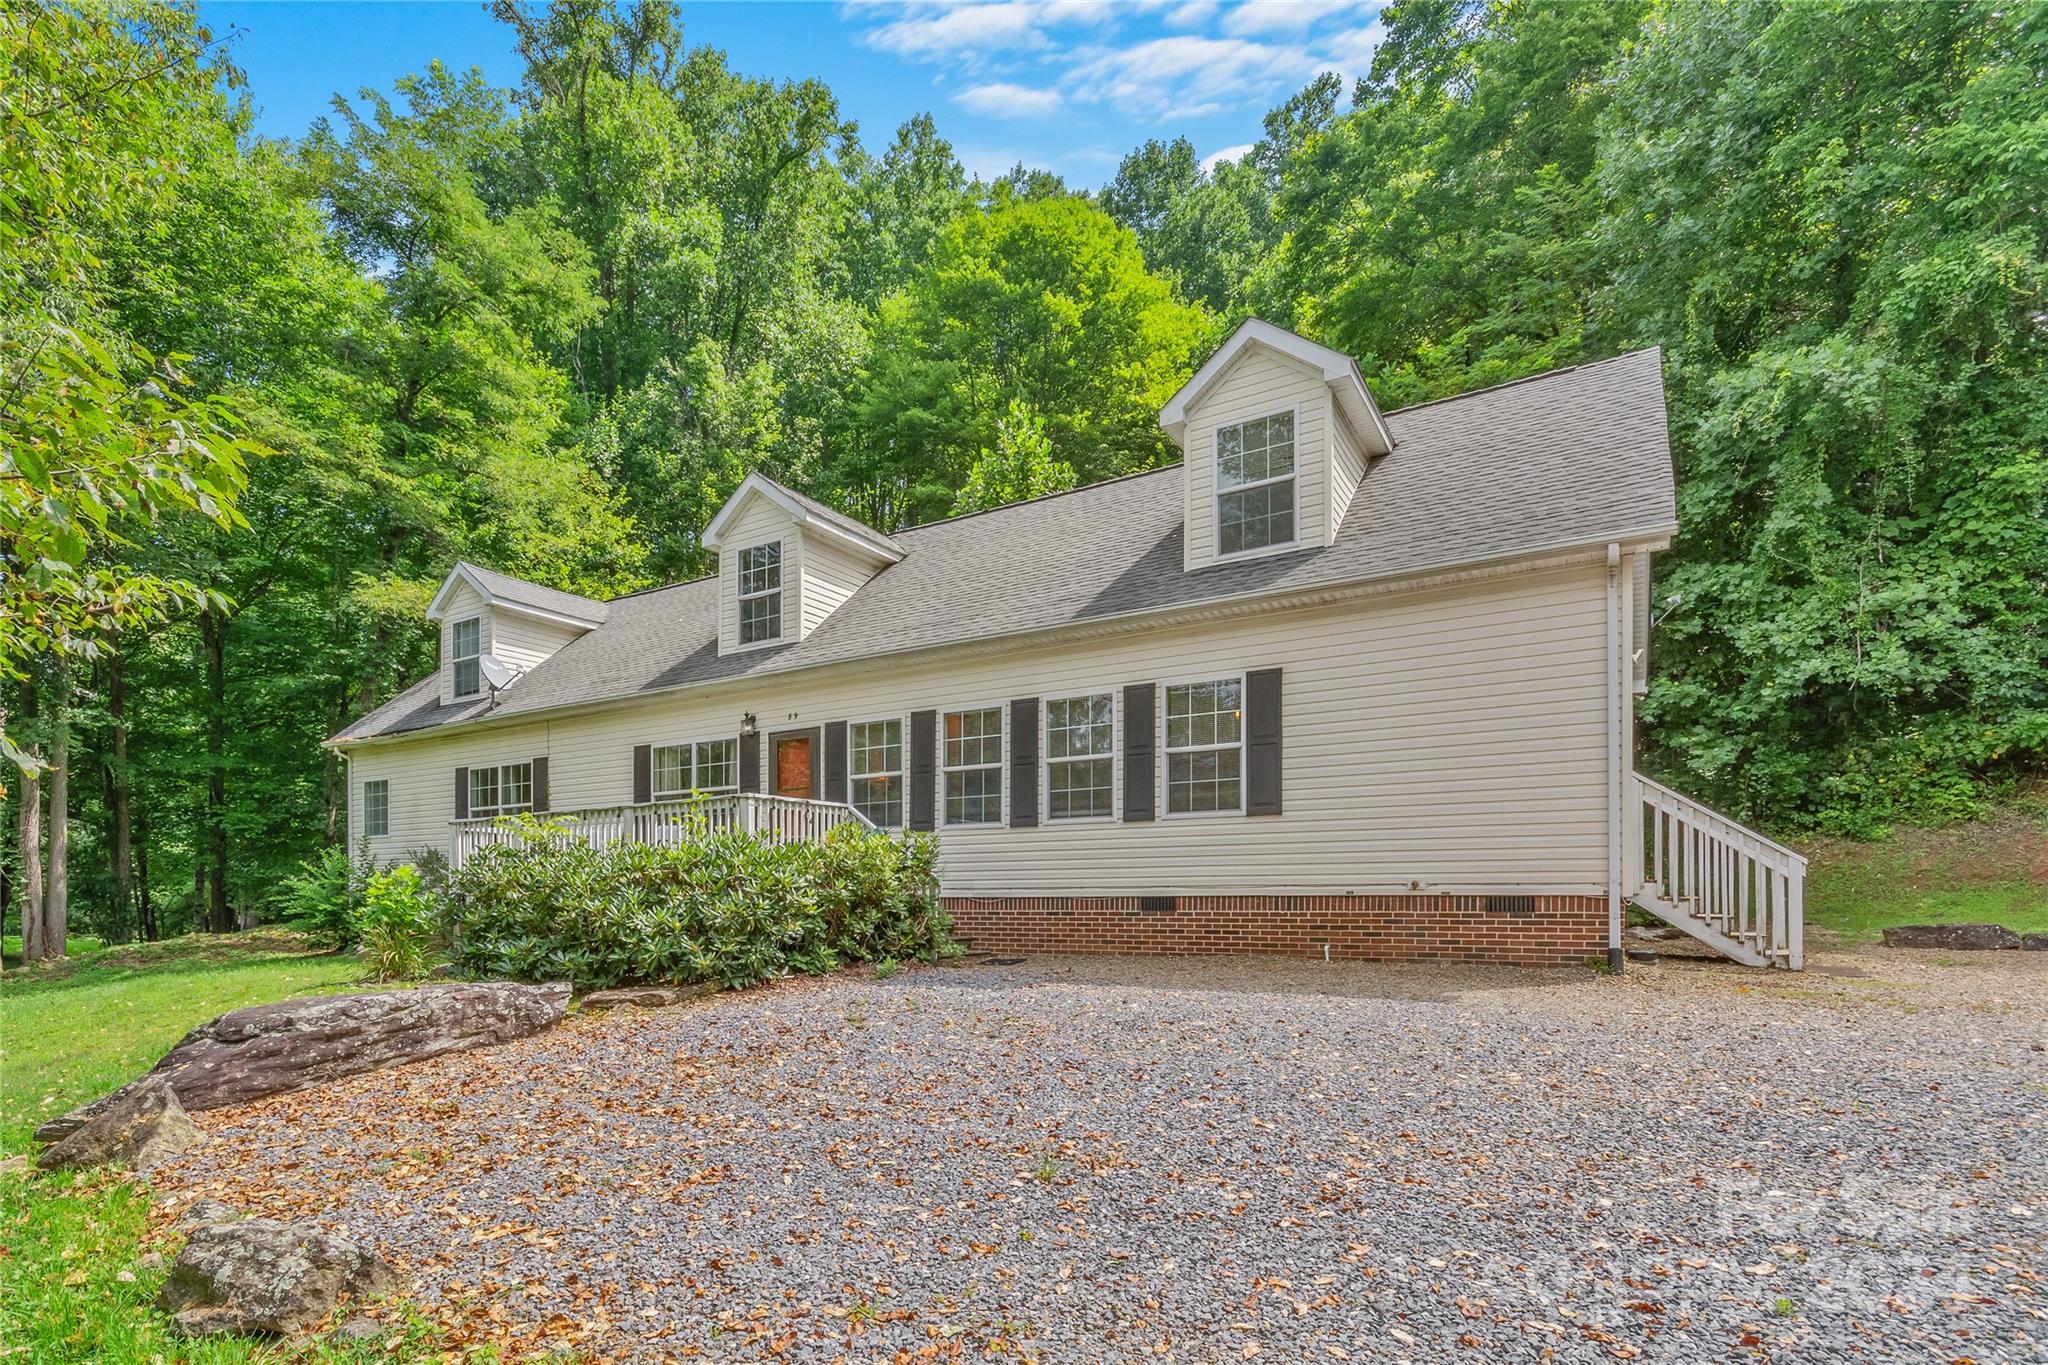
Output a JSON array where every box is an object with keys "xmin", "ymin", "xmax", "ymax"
[
  {"xmin": 279, "ymin": 844, "xmax": 369, "ymax": 950},
  {"xmin": 952, "ymin": 400, "xmax": 1077, "ymax": 515},
  {"xmin": 442, "ymin": 819, "xmax": 948, "ymax": 990},
  {"xmin": 352, "ymin": 865, "xmax": 437, "ymax": 981}
]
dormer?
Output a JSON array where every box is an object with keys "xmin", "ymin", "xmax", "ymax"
[
  {"xmin": 702, "ymin": 474, "xmax": 904, "ymax": 656},
  {"xmin": 425, "ymin": 562, "xmax": 607, "ymax": 707},
  {"xmin": 1161, "ymin": 319, "xmax": 1394, "ymax": 573}
]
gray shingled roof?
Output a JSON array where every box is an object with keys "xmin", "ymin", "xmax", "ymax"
[
  {"xmin": 457, "ymin": 562, "xmax": 608, "ymax": 624},
  {"xmin": 336, "ymin": 348, "xmax": 1675, "ymax": 744}
]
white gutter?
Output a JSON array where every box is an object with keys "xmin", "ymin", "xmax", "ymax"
[{"xmin": 1605, "ymin": 541, "xmax": 1626, "ymax": 973}]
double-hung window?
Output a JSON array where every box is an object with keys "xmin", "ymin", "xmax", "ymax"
[
  {"xmin": 942, "ymin": 706, "xmax": 1003, "ymax": 825},
  {"xmin": 469, "ymin": 761, "xmax": 533, "ymax": 818},
  {"xmin": 1215, "ymin": 411, "xmax": 1296, "ymax": 555},
  {"xmin": 652, "ymin": 738, "xmax": 739, "ymax": 800},
  {"xmin": 362, "ymin": 779, "xmax": 390, "ymax": 838},
  {"xmin": 1164, "ymin": 678, "xmax": 1243, "ymax": 814},
  {"xmin": 1045, "ymin": 693, "xmax": 1114, "ymax": 820},
  {"xmin": 451, "ymin": 617, "xmax": 483, "ymax": 697},
  {"xmin": 737, "ymin": 541, "xmax": 782, "ymax": 645},
  {"xmin": 849, "ymin": 718, "xmax": 904, "ymax": 828}
]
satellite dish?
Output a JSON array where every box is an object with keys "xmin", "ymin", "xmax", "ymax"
[{"xmin": 478, "ymin": 653, "xmax": 517, "ymax": 691}]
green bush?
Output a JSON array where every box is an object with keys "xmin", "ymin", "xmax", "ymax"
[
  {"xmin": 442, "ymin": 817, "xmax": 949, "ymax": 990},
  {"xmin": 279, "ymin": 843, "xmax": 371, "ymax": 950},
  {"xmin": 353, "ymin": 865, "xmax": 438, "ymax": 981}
]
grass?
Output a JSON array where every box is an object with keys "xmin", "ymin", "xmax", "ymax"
[
  {"xmin": 1801, "ymin": 785, "xmax": 2048, "ymax": 942},
  {"xmin": 0, "ymin": 930, "xmax": 457, "ymax": 1363}
]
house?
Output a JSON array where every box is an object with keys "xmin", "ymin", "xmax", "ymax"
[{"xmin": 329, "ymin": 320, "xmax": 1806, "ymax": 970}]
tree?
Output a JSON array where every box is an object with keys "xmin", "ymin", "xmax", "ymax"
[
  {"xmin": 1596, "ymin": 0, "xmax": 2048, "ymax": 831},
  {"xmin": 844, "ymin": 193, "xmax": 1216, "ymax": 526},
  {"xmin": 952, "ymin": 401, "xmax": 1076, "ymax": 515}
]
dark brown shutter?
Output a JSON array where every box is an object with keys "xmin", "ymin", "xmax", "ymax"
[
  {"xmin": 1245, "ymin": 668, "xmax": 1282, "ymax": 816},
  {"xmin": 824, "ymin": 721, "xmax": 848, "ymax": 803},
  {"xmin": 454, "ymin": 766, "xmax": 470, "ymax": 820},
  {"xmin": 632, "ymin": 744, "xmax": 652, "ymax": 804},
  {"xmin": 909, "ymin": 709, "xmax": 937, "ymax": 831},
  {"xmin": 531, "ymin": 756, "xmax": 549, "ymax": 813},
  {"xmin": 739, "ymin": 731, "xmax": 761, "ymax": 792},
  {"xmin": 1123, "ymin": 683, "xmax": 1155, "ymax": 821},
  {"xmin": 1009, "ymin": 698, "xmax": 1038, "ymax": 827}
]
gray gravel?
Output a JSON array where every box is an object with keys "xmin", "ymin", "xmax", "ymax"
[{"xmin": 159, "ymin": 949, "xmax": 2048, "ymax": 1362}]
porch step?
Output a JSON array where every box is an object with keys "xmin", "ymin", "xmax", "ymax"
[
  {"xmin": 1633, "ymin": 775, "xmax": 1807, "ymax": 971},
  {"xmin": 1632, "ymin": 888, "xmax": 1775, "ymax": 969}
]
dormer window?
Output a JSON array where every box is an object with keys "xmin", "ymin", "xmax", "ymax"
[
  {"xmin": 451, "ymin": 617, "xmax": 482, "ymax": 697},
  {"xmin": 1216, "ymin": 411, "xmax": 1296, "ymax": 556},
  {"xmin": 737, "ymin": 541, "xmax": 782, "ymax": 645}
]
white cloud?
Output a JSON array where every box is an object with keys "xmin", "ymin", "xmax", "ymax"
[
  {"xmin": 1219, "ymin": 0, "xmax": 1365, "ymax": 37},
  {"xmin": 1069, "ymin": 35, "xmax": 1323, "ymax": 119},
  {"xmin": 860, "ymin": 2, "xmax": 1051, "ymax": 61},
  {"xmin": 1201, "ymin": 142, "xmax": 1254, "ymax": 171},
  {"xmin": 1165, "ymin": 0, "xmax": 1219, "ymax": 26},
  {"xmin": 956, "ymin": 81, "xmax": 1066, "ymax": 117}
]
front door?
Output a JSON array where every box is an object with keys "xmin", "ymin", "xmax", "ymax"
[{"xmin": 772, "ymin": 731, "xmax": 816, "ymax": 799}]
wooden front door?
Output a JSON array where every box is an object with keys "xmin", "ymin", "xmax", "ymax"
[{"xmin": 772, "ymin": 731, "xmax": 816, "ymax": 799}]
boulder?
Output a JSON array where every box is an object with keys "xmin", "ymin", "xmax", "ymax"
[
  {"xmin": 37, "ymin": 981, "xmax": 570, "ymax": 1142},
  {"xmin": 1880, "ymin": 923, "xmax": 2021, "ymax": 951},
  {"xmin": 159, "ymin": 1218, "xmax": 401, "ymax": 1337},
  {"xmin": 174, "ymin": 1198, "xmax": 241, "ymax": 1232},
  {"xmin": 37, "ymin": 1077, "xmax": 204, "ymax": 1173},
  {"xmin": 580, "ymin": 984, "xmax": 714, "ymax": 1010},
  {"xmin": 2023, "ymin": 934, "xmax": 2048, "ymax": 952}
]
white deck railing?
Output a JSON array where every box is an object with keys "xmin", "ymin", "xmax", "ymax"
[
  {"xmin": 1636, "ymin": 774, "xmax": 1807, "ymax": 969},
  {"xmin": 451, "ymin": 792, "xmax": 874, "ymax": 869}
]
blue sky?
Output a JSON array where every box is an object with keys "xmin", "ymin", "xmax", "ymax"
[{"xmin": 200, "ymin": 1, "xmax": 1385, "ymax": 187}]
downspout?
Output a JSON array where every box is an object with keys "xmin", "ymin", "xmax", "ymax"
[{"xmin": 1605, "ymin": 542, "xmax": 1626, "ymax": 973}]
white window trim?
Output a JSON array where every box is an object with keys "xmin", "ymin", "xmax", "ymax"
[
  {"xmin": 1159, "ymin": 670, "xmax": 1248, "ymax": 820},
  {"xmin": 848, "ymin": 713, "xmax": 908, "ymax": 829},
  {"xmin": 1041, "ymin": 691, "xmax": 1118, "ymax": 824},
  {"xmin": 1211, "ymin": 404, "xmax": 1302, "ymax": 562},
  {"xmin": 451, "ymin": 615, "xmax": 484, "ymax": 698},
  {"xmin": 468, "ymin": 760, "xmax": 534, "ymax": 819},
  {"xmin": 939, "ymin": 700, "xmax": 1006, "ymax": 828},
  {"xmin": 734, "ymin": 538, "xmax": 786, "ymax": 651},
  {"xmin": 651, "ymin": 736, "xmax": 741, "ymax": 802},
  {"xmin": 362, "ymin": 779, "xmax": 390, "ymax": 838}
]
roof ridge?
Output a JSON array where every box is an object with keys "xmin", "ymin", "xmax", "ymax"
[
  {"xmin": 893, "ymin": 462, "xmax": 1182, "ymax": 537},
  {"xmin": 605, "ymin": 569, "xmax": 717, "ymax": 603},
  {"xmin": 1380, "ymin": 347, "xmax": 1663, "ymax": 417}
]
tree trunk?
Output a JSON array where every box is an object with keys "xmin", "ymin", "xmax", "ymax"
[
  {"xmin": 201, "ymin": 608, "xmax": 230, "ymax": 932},
  {"xmin": 45, "ymin": 671, "xmax": 68, "ymax": 959},
  {"xmin": 136, "ymin": 808, "xmax": 157, "ymax": 941},
  {"xmin": 106, "ymin": 642, "xmax": 135, "ymax": 940},
  {"xmin": 17, "ymin": 766, "xmax": 42, "ymax": 962}
]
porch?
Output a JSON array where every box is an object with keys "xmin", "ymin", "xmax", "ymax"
[{"xmin": 451, "ymin": 792, "xmax": 872, "ymax": 869}]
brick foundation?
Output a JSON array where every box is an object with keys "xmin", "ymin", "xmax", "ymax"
[{"xmin": 943, "ymin": 894, "xmax": 1607, "ymax": 968}]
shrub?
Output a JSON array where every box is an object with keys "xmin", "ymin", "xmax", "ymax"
[
  {"xmin": 280, "ymin": 843, "xmax": 371, "ymax": 950},
  {"xmin": 353, "ymin": 865, "xmax": 438, "ymax": 981},
  {"xmin": 442, "ymin": 817, "xmax": 950, "ymax": 990}
]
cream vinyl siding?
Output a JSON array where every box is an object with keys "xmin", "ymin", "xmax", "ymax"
[
  {"xmin": 1328, "ymin": 407, "xmax": 1366, "ymax": 542},
  {"xmin": 437, "ymin": 581, "xmax": 490, "ymax": 707},
  {"xmin": 798, "ymin": 528, "xmax": 879, "ymax": 638},
  {"xmin": 717, "ymin": 495, "xmax": 797, "ymax": 655},
  {"xmin": 491, "ymin": 611, "xmax": 584, "ymax": 677},
  {"xmin": 1182, "ymin": 345, "xmax": 1331, "ymax": 570},
  {"xmin": 350, "ymin": 564, "xmax": 1613, "ymax": 895}
]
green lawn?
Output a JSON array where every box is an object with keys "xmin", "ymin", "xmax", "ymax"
[
  {"xmin": 0, "ymin": 931, "xmax": 453, "ymax": 1363},
  {"xmin": 1800, "ymin": 789, "xmax": 2048, "ymax": 942}
]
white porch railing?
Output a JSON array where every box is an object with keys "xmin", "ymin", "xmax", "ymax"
[
  {"xmin": 451, "ymin": 792, "xmax": 874, "ymax": 869},
  {"xmin": 1634, "ymin": 774, "xmax": 1806, "ymax": 969}
]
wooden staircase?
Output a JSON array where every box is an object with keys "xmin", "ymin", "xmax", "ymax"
[{"xmin": 1631, "ymin": 776, "xmax": 1806, "ymax": 969}]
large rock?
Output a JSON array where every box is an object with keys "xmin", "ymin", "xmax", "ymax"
[
  {"xmin": 36, "ymin": 981, "xmax": 569, "ymax": 1142},
  {"xmin": 37, "ymin": 1077, "xmax": 203, "ymax": 1173},
  {"xmin": 580, "ymin": 983, "xmax": 716, "ymax": 1010},
  {"xmin": 1881, "ymin": 922, "xmax": 2022, "ymax": 951},
  {"xmin": 158, "ymin": 1218, "xmax": 401, "ymax": 1336}
]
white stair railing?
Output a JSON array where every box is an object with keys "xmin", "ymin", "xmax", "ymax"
[
  {"xmin": 1635, "ymin": 775, "xmax": 1806, "ymax": 969},
  {"xmin": 451, "ymin": 792, "xmax": 875, "ymax": 869}
]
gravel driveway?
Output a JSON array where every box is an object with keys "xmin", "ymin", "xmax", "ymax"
[{"xmin": 157, "ymin": 947, "xmax": 2048, "ymax": 1362}]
